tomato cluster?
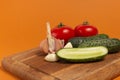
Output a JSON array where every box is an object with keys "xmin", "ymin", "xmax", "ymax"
[{"xmin": 51, "ymin": 22, "xmax": 98, "ymax": 44}]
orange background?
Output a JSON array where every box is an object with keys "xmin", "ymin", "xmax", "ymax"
[{"xmin": 0, "ymin": 0, "xmax": 120, "ymax": 80}]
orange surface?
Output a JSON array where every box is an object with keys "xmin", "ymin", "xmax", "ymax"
[{"xmin": 0, "ymin": 0, "xmax": 120, "ymax": 80}]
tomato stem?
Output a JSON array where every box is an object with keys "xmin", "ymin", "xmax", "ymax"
[
  {"xmin": 82, "ymin": 21, "xmax": 89, "ymax": 25},
  {"xmin": 58, "ymin": 22, "xmax": 65, "ymax": 28}
]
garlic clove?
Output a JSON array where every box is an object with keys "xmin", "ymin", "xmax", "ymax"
[
  {"xmin": 64, "ymin": 42, "xmax": 73, "ymax": 48},
  {"xmin": 44, "ymin": 53, "xmax": 59, "ymax": 62}
]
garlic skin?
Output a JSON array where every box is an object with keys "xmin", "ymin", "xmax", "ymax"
[
  {"xmin": 39, "ymin": 38, "xmax": 63, "ymax": 54},
  {"xmin": 44, "ymin": 53, "xmax": 59, "ymax": 62}
]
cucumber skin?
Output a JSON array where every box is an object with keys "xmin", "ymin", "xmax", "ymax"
[
  {"xmin": 57, "ymin": 54, "xmax": 106, "ymax": 63},
  {"xmin": 78, "ymin": 39, "xmax": 120, "ymax": 53},
  {"xmin": 68, "ymin": 34, "xmax": 109, "ymax": 48}
]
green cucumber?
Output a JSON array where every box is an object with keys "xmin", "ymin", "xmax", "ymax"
[
  {"xmin": 78, "ymin": 38, "xmax": 120, "ymax": 53},
  {"xmin": 57, "ymin": 46, "xmax": 108, "ymax": 62},
  {"xmin": 68, "ymin": 34, "xmax": 109, "ymax": 48}
]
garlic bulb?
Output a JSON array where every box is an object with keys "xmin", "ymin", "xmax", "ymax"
[{"xmin": 44, "ymin": 53, "xmax": 59, "ymax": 62}]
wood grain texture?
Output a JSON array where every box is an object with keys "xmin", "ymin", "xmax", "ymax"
[{"xmin": 2, "ymin": 48, "xmax": 120, "ymax": 80}]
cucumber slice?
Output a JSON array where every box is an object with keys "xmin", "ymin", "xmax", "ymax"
[{"xmin": 57, "ymin": 46, "xmax": 108, "ymax": 62}]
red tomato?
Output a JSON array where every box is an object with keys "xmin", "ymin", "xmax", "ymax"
[
  {"xmin": 75, "ymin": 22, "xmax": 98, "ymax": 37},
  {"xmin": 51, "ymin": 23, "xmax": 75, "ymax": 44}
]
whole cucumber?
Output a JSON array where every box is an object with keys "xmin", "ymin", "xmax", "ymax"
[
  {"xmin": 68, "ymin": 34, "xmax": 109, "ymax": 48},
  {"xmin": 78, "ymin": 38, "xmax": 120, "ymax": 53}
]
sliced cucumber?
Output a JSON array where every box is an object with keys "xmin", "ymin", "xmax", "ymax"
[{"xmin": 57, "ymin": 46, "xmax": 108, "ymax": 62}]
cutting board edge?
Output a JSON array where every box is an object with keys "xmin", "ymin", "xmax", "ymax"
[
  {"xmin": 2, "ymin": 57, "xmax": 29, "ymax": 80},
  {"xmin": 1, "ymin": 57, "xmax": 58, "ymax": 80}
]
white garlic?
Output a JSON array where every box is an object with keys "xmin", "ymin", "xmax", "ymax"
[
  {"xmin": 64, "ymin": 42, "xmax": 73, "ymax": 48},
  {"xmin": 44, "ymin": 53, "xmax": 59, "ymax": 62}
]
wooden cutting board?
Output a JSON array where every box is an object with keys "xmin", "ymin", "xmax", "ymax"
[{"xmin": 2, "ymin": 47, "xmax": 120, "ymax": 80}]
